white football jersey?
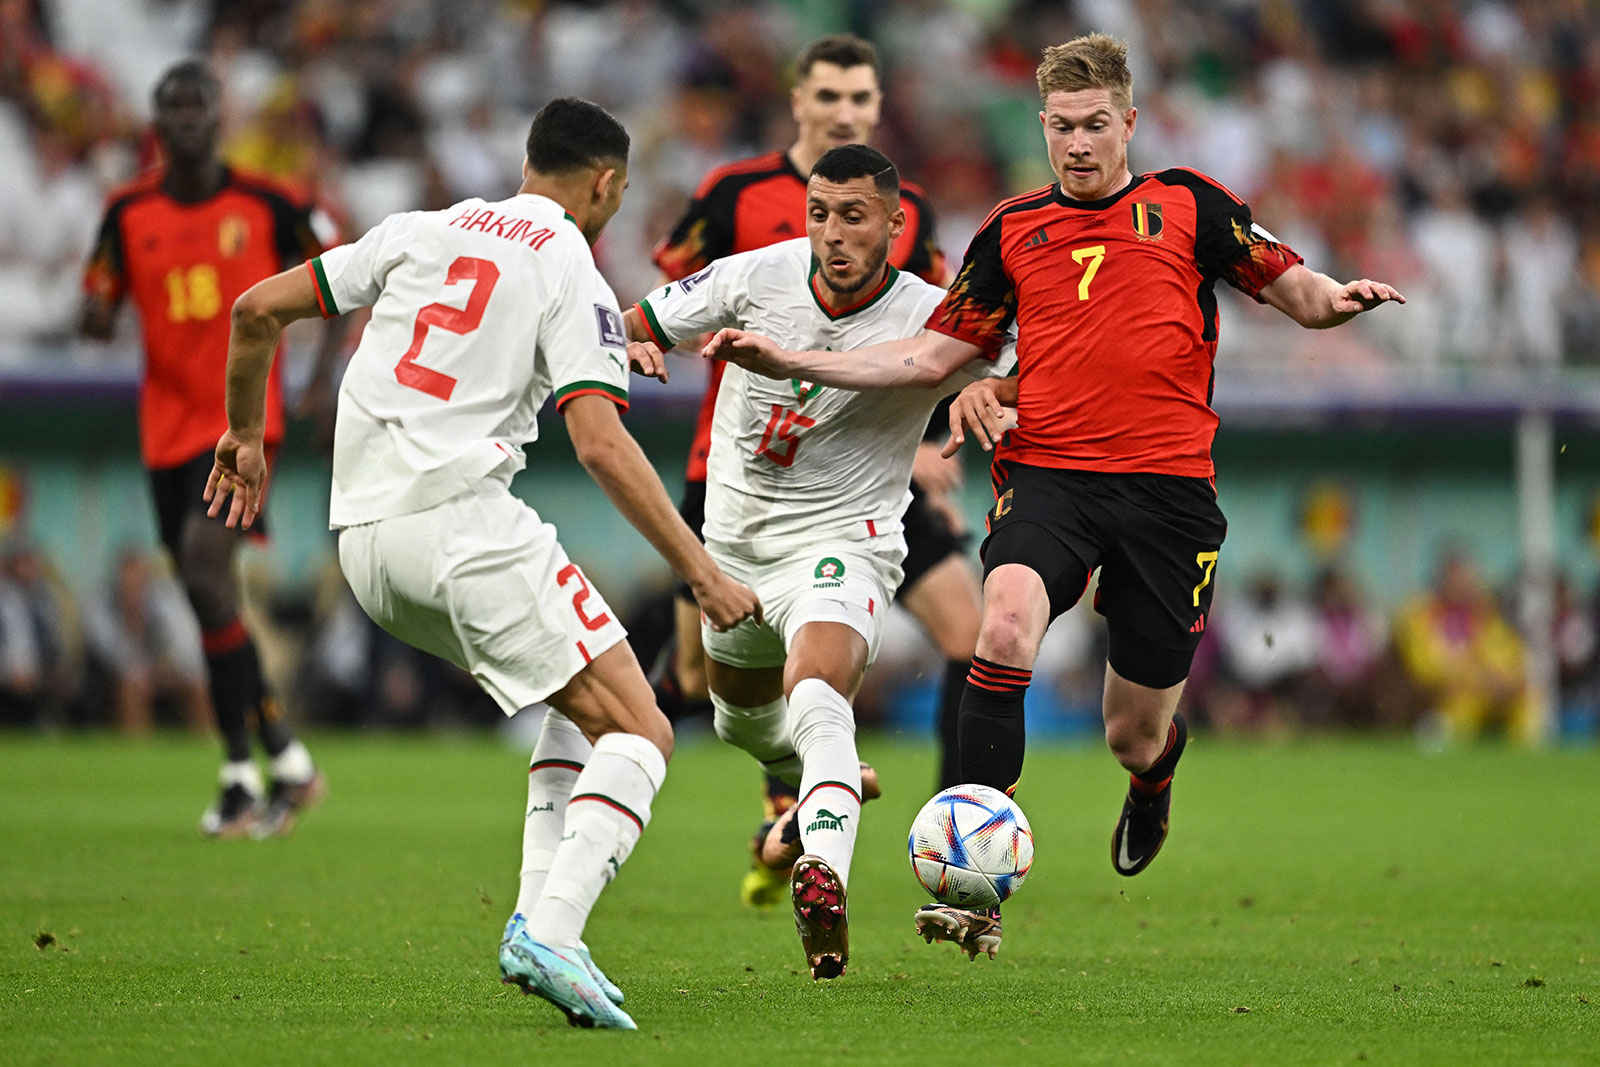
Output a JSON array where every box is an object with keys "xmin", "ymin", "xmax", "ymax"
[
  {"xmin": 311, "ymin": 194, "xmax": 630, "ymax": 528},
  {"xmin": 636, "ymin": 238, "xmax": 1007, "ymax": 558}
]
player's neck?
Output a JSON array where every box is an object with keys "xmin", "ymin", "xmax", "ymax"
[
  {"xmin": 787, "ymin": 142, "xmax": 825, "ymax": 180},
  {"xmin": 813, "ymin": 261, "xmax": 891, "ymax": 314},
  {"xmin": 519, "ymin": 176, "xmax": 595, "ymax": 244},
  {"xmin": 162, "ymin": 160, "xmax": 225, "ymax": 202}
]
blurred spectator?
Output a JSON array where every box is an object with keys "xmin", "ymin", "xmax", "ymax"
[
  {"xmin": 0, "ymin": 540, "xmax": 80, "ymax": 726},
  {"xmin": 1209, "ymin": 570, "xmax": 1320, "ymax": 732},
  {"xmin": 1302, "ymin": 567, "xmax": 1391, "ymax": 729},
  {"xmin": 80, "ymin": 548, "xmax": 210, "ymax": 734},
  {"xmin": 1394, "ymin": 549, "xmax": 1536, "ymax": 744}
]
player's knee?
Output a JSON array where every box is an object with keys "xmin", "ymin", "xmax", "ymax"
[
  {"xmin": 1104, "ymin": 717, "xmax": 1166, "ymax": 772},
  {"xmin": 976, "ymin": 610, "xmax": 1038, "ymax": 667},
  {"xmin": 709, "ymin": 691, "xmax": 790, "ymax": 761}
]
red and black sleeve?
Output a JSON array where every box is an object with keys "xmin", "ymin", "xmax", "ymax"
[
  {"xmin": 652, "ymin": 178, "xmax": 739, "ymax": 282},
  {"xmin": 81, "ymin": 200, "xmax": 127, "ymax": 307},
  {"xmin": 923, "ymin": 212, "xmax": 1014, "ymax": 352},
  {"xmin": 897, "ymin": 182, "xmax": 947, "ymax": 285},
  {"xmin": 1176, "ymin": 168, "xmax": 1302, "ymax": 301}
]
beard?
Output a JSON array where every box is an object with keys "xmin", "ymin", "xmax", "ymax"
[{"xmin": 820, "ymin": 244, "xmax": 890, "ymax": 296}]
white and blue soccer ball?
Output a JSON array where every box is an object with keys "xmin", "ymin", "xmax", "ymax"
[{"xmin": 908, "ymin": 784, "xmax": 1034, "ymax": 908}]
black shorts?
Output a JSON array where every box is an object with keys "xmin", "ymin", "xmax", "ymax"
[
  {"xmin": 673, "ymin": 479, "xmax": 708, "ymax": 600},
  {"xmin": 980, "ymin": 461, "xmax": 1226, "ymax": 689},
  {"xmin": 148, "ymin": 450, "xmax": 268, "ymax": 558},
  {"xmin": 900, "ymin": 481, "xmax": 970, "ymax": 594}
]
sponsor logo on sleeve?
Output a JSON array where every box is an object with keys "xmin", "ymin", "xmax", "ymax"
[{"xmin": 595, "ymin": 304, "xmax": 626, "ymax": 348}]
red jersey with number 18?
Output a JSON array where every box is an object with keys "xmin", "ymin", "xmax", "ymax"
[
  {"xmin": 82, "ymin": 167, "xmax": 327, "ymax": 469},
  {"xmin": 926, "ymin": 168, "xmax": 1302, "ymax": 478}
]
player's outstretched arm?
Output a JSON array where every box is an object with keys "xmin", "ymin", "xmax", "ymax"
[
  {"xmin": 205, "ymin": 265, "xmax": 325, "ymax": 529},
  {"xmin": 1260, "ymin": 263, "xmax": 1406, "ymax": 329},
  {"xmin": 620, "ymin": 307, "xmax": 670, "ymax": 382},
  {"xmin": 941, "ymin": 377, "xmax": 1020, "ymax": 458},
  {"xmin": 703, "ymin": 327, "xmax": 982, "ymax": 390},
  {"xmin": 563, "ymin": 395, "xmax": 761, "ymax": 632}
]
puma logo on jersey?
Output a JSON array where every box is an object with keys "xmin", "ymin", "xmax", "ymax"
[{"xmin": 606, "ymin": 353, "xmax": 625, "ymax": 369}]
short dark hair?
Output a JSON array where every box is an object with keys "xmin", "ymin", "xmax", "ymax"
[
  {"xmin": 796, "ymin": 34, "xmax": 880, "ymax": 82},
  {"xmin": 525, "ymin": 97, "xmax": 630, "ymax": 176},
  {"xmin": 152, "ymin": 59, "xmax": 219, "ymax": 109},
  {"xmin": 811, "ymin": 144, "xmax": 898, "ymax": 202}
]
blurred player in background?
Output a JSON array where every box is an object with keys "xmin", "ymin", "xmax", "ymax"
[
  {"xmin": 80, "ymin": 59, "xmax": 342, "ymax": 838},
  {"xmin": 205, "ymin": 98, "xmax": 758, "ymax": 1029},
  {"xmin": 649, "ymin": 32, "xmax": 984, "ymax": 907},
  {"xmin": 628, "ymin": 144, "xmax": 1009, "ymax": 980},
  {"xmin": 706, "ymin": 32, "xmax": 1404, "ymax": 960}
]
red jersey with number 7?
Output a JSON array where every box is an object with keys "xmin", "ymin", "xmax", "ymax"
[
  {"xmin": 926, "ymin": 169, "xmax": 1302, "ymax": 478},
  {"xmin": 82, "ymin": 167, "xmax": 328, "ymax": 469}
]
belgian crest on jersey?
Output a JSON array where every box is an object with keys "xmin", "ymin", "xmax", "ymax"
[
  {"xmin": 1131, "ymin": 201, "xmax": 1164, "ymax": 240},
  {"xmin": 218, "ymin": 214, "xmax": 250, "ymax": 256}
]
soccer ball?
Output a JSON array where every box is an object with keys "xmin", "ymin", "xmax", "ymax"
[{"xmin": 908, "ymin": 784, "xmax": 1034, "ymax": 908}]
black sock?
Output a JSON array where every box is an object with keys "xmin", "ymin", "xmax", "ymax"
[
  {"xmin": 255, "ymin": 694, "xmax": 293, "ymax": 758},
  {"xmin": 957, "ymin": 655, "xmax": 1032, "ymax": 794},
  {"xmin": 203, "ymin": 622, "xmax": 267, "ymax": 763},
  {"xmin": 936, "ymin": 658, "xmax": 968, "ymax": 791},
  {"xmin": 1131, "ymin": 712, "xmax": 1187, "ymax": 796}
]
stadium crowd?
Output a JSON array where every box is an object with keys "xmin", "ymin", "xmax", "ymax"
[
  {"xmin": 1, "ymin": 0, "xmax": 1598, "ymax": 741},
  {"xmin": 2, "ymin": 0, "xmax": 1600, "ymax": 369}
]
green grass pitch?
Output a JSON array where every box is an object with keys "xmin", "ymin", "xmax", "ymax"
[{"xmin": 3, "ymin": 731, "xmax": 1595, "ymax": 1065}]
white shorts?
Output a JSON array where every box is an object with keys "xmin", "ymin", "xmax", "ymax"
[
  {"xmin": 337, "ymin": 486, "xmax": 626, "ymax": 715},
  {"xmin": 702, "ymin": 539, "xmax": 904, "ymax": 670}
]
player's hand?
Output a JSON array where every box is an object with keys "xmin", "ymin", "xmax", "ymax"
[
  {"xmin": 204, "ymin": 429, "xmax": 269, "ymax": 530},
  {"xmin": 911, "ymin": 440, "xmax": 963, "ymax": 495},
  {"xmin": 942, "ymin": 379, "xmax": 1018, "ymax": 457},
  {"xmin": 692, "ymin": 571, "xmax": 763, "ymax": 633},
  {"xmin": 1332, "ymin": 279, "xmax": 1406, "ymax": 315},
  {"xmin": 627, "ymin": 340, "xmax": 670, "ymax": 383},
  {"xmin": 701, "ymin": 328, "xmax": 790, "ymax": 379}
]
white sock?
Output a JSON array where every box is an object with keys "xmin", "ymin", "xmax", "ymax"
[
  {"xmin": 710, "ymin": 692, "xmax": 802, "ymax": 786},
  {"xmin": 220, "ymin": 760, "xmax": 264, "ymax": 797},
  {"xmin": 268, "ymin": 740, "xmax": 315, "ymax": 784},
  {"xmin": 789, "ymin": 678, "xmax": 862, "ymax": 885},
  {"xmin": 527, "ymin": 732, "xmax": 666, "ymax": 950},
  {"xmin": 515, "ymin": 709, "xmax": 592, "ymax": 917}
]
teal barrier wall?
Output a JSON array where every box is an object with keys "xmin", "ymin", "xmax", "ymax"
[{"xmin": 2, "ymin": 405, "xmax": 1597, "ymax": 606}]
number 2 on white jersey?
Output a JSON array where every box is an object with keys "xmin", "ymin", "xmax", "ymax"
[{"xmin": 394, "ymin": 256, "xmax": 501, "ymax": 401}]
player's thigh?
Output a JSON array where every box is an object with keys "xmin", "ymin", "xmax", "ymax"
[
  {"xmin": 784, "ymin": 620, "xmax": 869, "ymax": 700},
  {"xmin": 700, "ymin": 547, "xmax": 789, "ymax": 674},
  {"xmin": 546, "ymin": 638, "xmax": 671, "ymax": 756},
  {"xmin": 779, "ymin": 542, "xmax": 901, "ymax": 670},
  {"xmin": 343, "ymin": 491, "xmax": 628, "ymax": 715},
  {"xmin": 705, "ymin": 658, "xmax": 785, "ymax": 707},
  {"xmin": 898, "ymin": 553, "xmax": 981, "ymax": 661},
  {"xmin": 1095, "ymin": 474, "xmax": 1226, "ymax": 689},
  {"xmin": 981, "ymin": 461, "xmax": 1103, "ymax": 619}
]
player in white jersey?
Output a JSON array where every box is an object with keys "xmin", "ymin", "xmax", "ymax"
[
  {"xmin": 625, "ymin": 146, "xmax": 1008, "ymax": 980},
  {"xmin": 203, "ymin": 98, "xmax": 759, "ymax": 1030}
]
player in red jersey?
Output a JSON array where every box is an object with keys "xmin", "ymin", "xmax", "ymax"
[
  {"xmin": 648, "ymin": 33, "xmax": 985, "ymax": 907},
  {"xmin": 80, "ymin": 60, "xmax": 343, "ymax": 838},
  {"xmin": 706, "ymin": 33, "xmax": 1404, "ymax": 956}
]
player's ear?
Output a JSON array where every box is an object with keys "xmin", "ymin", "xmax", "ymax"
[
  {"xmin": 1123, "ymin": 105, "xmax": 1137, "ymax": 142},
  {"xmin": 887, "ymin": 203, "xmax": 906, "ymax": 241},
  {"xmin": 593, "ymin": 166, "xmax": 618, "ymax": 205},
  {"xmin": 521, "ymin": 157, "xmax": 530, "ymax": 181}
]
